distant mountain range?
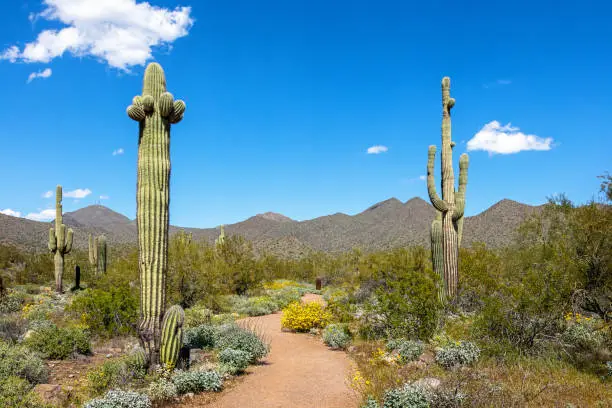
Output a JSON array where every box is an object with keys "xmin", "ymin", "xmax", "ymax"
[{"xmin": 0, "ymin": 198, "xmax": 541, "ymax": 257}]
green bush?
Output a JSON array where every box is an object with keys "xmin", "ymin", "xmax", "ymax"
[
  {"xmin": 435, "ymin": 341, "xmax": 480, "ymax": 369},
  {"xmin": 0, "ymin": 315, "xmax": 27, "ymax": 342},
  {"xmin": 171, "ymin": 370, "xmax": 223, "ymax": 394},
  {"xmin": 322, "ymin": 323, "xmax": 352, "ymax": 349},
  {"xmin": 382, "ymin": 383, "xmax": 429, "ymax": 408},
  {"xmin": 67, "ymin": 286, "xmax": 138, "ymax": 338},
  {"xmin": 84, "ymin": 390, "xmax": 151, "ymax": 408},
  {"xmin": 218, "ymin": 348, "xmax": 251, "ymax": 374},
  {"xmin": 146, "ymin": 378, "xmax": 178, "ymax": 404},
  {"xmin": 184, "ymin": 324, "xmax": 216, "ymax": 349},
  {"xmin": 0, "ymin": 290, "xmax": 27, "ymax": 313},
  {"xmin": 214, "ymin": 323, "xmax": 269, "ymax": 363},
  {"xmin": 386, "ymin": 339, "xmax": 423, "ymax": 364},
  {"xmin": 86, "ymin": 355, "xmax": 146, "ymax": 396},
  {"xmin": 0, "ymin": 340, "xmax": 48, "ymax": 384},
  {"xmin": 0, "ymin": 376, "xmax": 49, "ymax": 408},
  {"xmin": 184, "ymin": 305, "xmax": 213, "ymax": 328},
  {"xmin": 23, "ymin": 324, "xmax": 91, "ymax": 359}
]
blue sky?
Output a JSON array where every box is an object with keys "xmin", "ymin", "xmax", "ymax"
[{"xmin": 0, "ymin": 0, "xmax": 610, "ymax": 227}]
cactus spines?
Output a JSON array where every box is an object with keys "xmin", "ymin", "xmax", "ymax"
[
  {"xmin": 48, "ymin": 185, "xmax": 73, "ymax": 293},
  {"xmin": 160, "ymin": 304, "xmax": 185, "ymax": 369},
  {"xmin": 127, "ymin": 62, "xmax": 186, "ymax": 367},
  {"xmin": 215, "ymin": 225, "xmax": 226, "ymax": 247},
  {"xmin": 427, "ymin": 77, "xmax": 469, "ymax": 300}
]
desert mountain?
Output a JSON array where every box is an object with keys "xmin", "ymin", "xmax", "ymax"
[{"xmin": 0, "ymin": 197, "xmax": 541, "ymax": 257}]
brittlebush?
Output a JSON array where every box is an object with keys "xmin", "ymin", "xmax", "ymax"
[{"xmin": 281, "ymin": 301, "xmax": 331, "ymax": 332}]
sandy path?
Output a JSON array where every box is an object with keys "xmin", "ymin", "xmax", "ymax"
[{"xmin": 181, "ymin": 294, "xmax": 359, "ymax": 408}]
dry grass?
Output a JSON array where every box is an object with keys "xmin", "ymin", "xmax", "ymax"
[{"xmin": 347, "ymin": 341, "xmax": 612, "ymax": 407}]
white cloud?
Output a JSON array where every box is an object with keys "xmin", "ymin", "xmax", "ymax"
[
  {"xmin": 64, "ymin": 188, "xmax": 92, "ymax": 198},
  {"xmin": 419, "ymin": 175, "xmax": 426, "ymax": 181},
  {"xmin": 0, "ymin": 209, "xmax": 22, "ymax": 217},
  {"xmin": 99, "ymin": 195, "xmax": 109, "ymax": 200},
  {"xmin": 467, "ymin": 121, "xmax": 553, "ymax": 154},
  {"xmin": 1, "ymin": 0, "xmax": 194, "ymax": 70},
  {"xmin": 26, "ymin": 209, "xmax": 55, "ymax": 221},
  {"xmin": 27, "ymin": 67, "xmax": 52, "ymax": 83},
  {"xmin": 42, "ymin": 190, "xmax": 53, "ymax": 198},
  {"xmin": 112, "ymin": 148, "xmax": 124, "ymax": 156},
  {"xmin": 367, "ymin": 145, "xmax": 388, "ymax": 154},
  {"xmin": 496, "ymin": 79, "xmax": 511, "ymax": 85}
]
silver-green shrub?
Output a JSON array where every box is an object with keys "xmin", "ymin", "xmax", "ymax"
[
  {"xmin": 147, "ymin": 378, "xmax": 178, "ymax": 403},
  {"xmin": 322, "ymin": 323, "xmax": 352, "ymax": 349},
  {"xmin": 218, "ymin": 348, "xmax": 250, "ymax": 374},
  {"xmin": 171, "ymin": 370, "xmax": 223, "ymax": 394},
  {"xmin": 0, "ymin": 341, "xmax": 48, "ymax": 384},
  {"xmin": 435, "ymin": 341, "xmax": 480, "ymax": 369},
  {"xmin": 214, "ymin": 323, "xmax": 269, "ymax": 363},
  {"xmin": 382, "ymin": 383, "xmax": 429, "ymax": 408},
  {"xmin": 183, "ymin": 324, "xmax": 216, "ymax": 349},
  {"xmin": 389, "ymin": 340, "xmax": 424, "ymax": 364},
  {"xmin": 84, "ymin": 390, "xmax": 151, "ymax": 408}
]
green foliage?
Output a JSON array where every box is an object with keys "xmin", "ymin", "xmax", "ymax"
[
  {"xmin": 0, "ymin": 314, "xmax": 27, "ymax": 342},
  {"xmin": 218, "ymin": 348, "xmax": 251, "ymax": 374},
  {"xmin": 146, "ymin": 377, "xmax": 177, "ymax": 403},
  {"xmin": 184, "ymin": 304, "xmax": 213, "ymax": 327},
  {"xmin": 382, "ymin": 383, "xmax": 430, "ymax": 408},
  {"xmin": 435, "ymin": 341, "xmax": 480, "ymax": 369},
  {"xmin": 184, "ymin": 324, "xmax": 216, "ymax": 349},
  {"xmin": 0, "ymin": 340, "xmax": 48, "ymax": 384},
  {"xmin": 170, "ymin": 369, "xmax": 223, "ymax": 394},
  {"xmin": 360, "ymin": 247, "xmax": 441, "ymax": 340},
  {"xmin": 214, "ymin": 323, "xmax": 269, "ymax": 363},
  {"xmin": 86, "ymin": 355, "xmax": 146, "ymax": 396},
  {"xmin": 385, "ymin": 339, "xmax": 424, "ymax": 364},
  {"xmin": 0, "ymin": 289, "xmax": 27, "ymax": 313},
  {"xmin": 322, "ymin": 323, "xmax": 352, "ymax": 349},
  {"xmin": 67, "ymin": 286, "xmax": 139, "ymax": 337},
  {"xmin": 0, "ymin": 376, "xmax": 49, "ymax": 408},
  {"xmin": 84, "ymin": 390, "xmax": 151, "ymax": 408},
  {"xmin": 23, "ymin": 323, "xmax": 91, "ymax": 359}
]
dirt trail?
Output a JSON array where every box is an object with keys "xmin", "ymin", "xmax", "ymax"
[{"xmin": 180, "ymin": 294, "xmax": 359, "ymax": 408}]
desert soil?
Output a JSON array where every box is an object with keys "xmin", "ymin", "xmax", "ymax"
[{"xmin": 176, "ymin": 293, "xmax": 360, "ymax": 408}]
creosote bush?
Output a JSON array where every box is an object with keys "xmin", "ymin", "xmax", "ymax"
[
  {"xmin": 23, "ymin": 323, "xmax": 91, "ymax": 359},
  {"xmin": 281, "ymin": 301, "xmax": 332, "ymax": 332}
]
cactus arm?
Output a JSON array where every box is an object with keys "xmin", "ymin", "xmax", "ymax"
[
  {"xmin": 48, "ymin": 228, "xmax": 57, "ymax": 252},
  {"xmin": 427, "ymin": 145, "xmax": 448, "ymax": 212},
  {"xmin": 64, "ymin": 228, "xmax": 73, "ymax": 254},
  {"xmin": 160, "ymin": 305, "xmax": 185, "ymax": 369}
]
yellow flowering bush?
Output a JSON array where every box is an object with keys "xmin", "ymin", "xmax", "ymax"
[{"xmin": 280, "ymin": 301, "xmax": 332, "ymax": 332}]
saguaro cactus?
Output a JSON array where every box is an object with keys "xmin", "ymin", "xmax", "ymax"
[
  {"xmin": 427, "ymin": 77, "xmax": 469, "ymax": 300},
  {"xmin": 127, "ymin": 62, "xmax": 185, "ymax": 367},
  {"xmin": 160, "ymin": 304, "xmax": 185, "ymax": 369},
  {"xmin": 88, "ymin": 234, "xmax": 107, "ymax": 275},
  {"xmin": 71, "ymin": 265, "xmax": 82, "ymax": 292},
  {"xmin": 215, "ymin": 225, "xmax": 226, "ymax": 247},
  {"xmin": 48, "ymin": 185, "xmax": 73, "ymax": 293}
]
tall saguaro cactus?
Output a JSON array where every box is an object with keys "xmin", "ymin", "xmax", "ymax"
[
  {"xmin": 48, "ymin": 185, "xmax": 73, "ymax": 293},
  {"xmin": 427, "ymin": 77, "xmax": 469, "ymax": 300},
  {"xmin": 127, "ymin": 62, "xmax": 186, "ymax": 367},
  {"xmin": 88, "ymin": 234, "xmax": 107, "ymax": 275},
  {"xmin": 215, "ymin": 225, "xmax": 226, "ymax": 247}
]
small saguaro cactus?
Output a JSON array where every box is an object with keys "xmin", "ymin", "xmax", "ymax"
[
  {"xmin": 48, "ymin": 185, "xmax": 74, "ymax": 293},
  {"xmin": 127, "ymin": 62, "xmax": 186, "ymax": 367},
  {"xmin": 88, "ymin": 234, "xmax": 107, "ymax": 275},
  {"xmin": 215, "ymin": 225, "xmax": 226, "ymax": 247},
  {"xmin": 427, "ymin": 77, "xmax": 469, "ymax": 301},
  {"xmin": 160, "ymin": 304, "xmax": 185, "ymax": 369}
]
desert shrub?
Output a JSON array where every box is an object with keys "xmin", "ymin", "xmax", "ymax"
[
  {"xmin": 381, "ymin": 383, "xmax": 429, "ymax": 408},
  {"xmin": 184, "ymin": 305, "xmax": 213, "ymax": 328},
  {"xmin": 0, "ymin": 375, "xmax": 48, "ymax": 408},
  {"xmin": 267, "ymin": 286, "xmax": 302, "ymax": 309},
  {"xmin": 281, "ymin": 301, "xmax": 332, "ymax": 332},
  {"xmin": 86, "ymin": 355, "xmax": 146, "ymax": 396},
  {"xmin": 386, "ymin": 339, "xmax": 423, "ymax": 364},
  {"xmin": 607, "ymin": 361, "xmax": 612, "ymax": 378},
  {"xmin": 0, "ymin": 315, "xmax": 27, "ymax": 342},
  {"xmin": 0, "ymin": 340, "xmax": 48, "ymax": 384},
  {"xmin": 218, "ymin": 348, "xmax": 251, "ymax": 374},
  {"xmin": 146, "ymin": 378, "xmax": 178, "ymax": 404},
  {"xmin": 67, "ymin": 286, "xmax": 138, "ymax": 337},
  {"xmin": 0, "ymin": 290, "xmax": 27, "ymax": 313},
  {"xmin": 84, "ymin": 390, "xmax": 151, "ymax": 408},
  {"xmin": 322, "ymin": 323, "xmax": 352, "ymax": 349},
  {"xmin": 23, "ymin": 324, "xmax": 91, "ymax": 359},
  {"xmin": 214, "ymin": 323, "xmax": 269, "ymax": 363},
  {"xmin": 237, "ymin": 296, "xmax": 278, "ymax": 316},
  {"xmin": 184, "ymin": 324, "xmax": 216, "ymax": 349},
  {"xmin": 171, "ymin": 369, "xmax": 223, "ymax": 394},
  {"xmin": 561, "ymin": 315, "xmax": 605, "ymax": 352},
  {"xmin": 358, "ymin": 247, "xmax": 441, "ymax": 341},
  {"xmin": 361, "ymin": 396, "xmax": 380, "ymax": 408},
  {"xmin": 435, "ymin": 341, "xmax": 480, "ymax": 369}
]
